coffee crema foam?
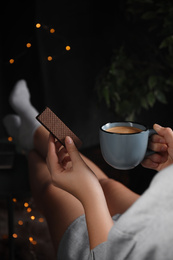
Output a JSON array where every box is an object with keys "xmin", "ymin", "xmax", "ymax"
[{"xmin": 106, "ymin": 126, "xmax": 142, "ymax": 134}]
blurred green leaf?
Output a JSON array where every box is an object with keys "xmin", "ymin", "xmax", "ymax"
[
  {"xmin": 155, "ymin": 90, "xmax": 167, "ymax": 104},
  {"xmin": 148, "ymin": 76, "xmax": 157, "ymax": 89},
  {"xmin": 159, "ymin": 35, "xmax": 173, "ymax": 49},
  {"xmin": 147, "ymin": 92, "xmax": 156, "ymax": 107},
  {"xmin": 96, "ymin": 0, "xmax": 173, "ymax": 120},
  {"xmin": 113, "ymin": 92, "xmax": 121, "ymax": 101}
]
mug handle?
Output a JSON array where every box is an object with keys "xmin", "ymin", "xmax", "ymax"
[{"xmin": 145, "ymin": 129, "xmax": 157, "ymax": 157}]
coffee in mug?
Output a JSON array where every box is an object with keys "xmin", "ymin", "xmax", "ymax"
[
  {"xmin": 100, "ymin": 122, "xmax": 156, "ymax": 170},
  {"xmin": 106, "ymin": 126, "xmax": 142, "ymax": 134}
]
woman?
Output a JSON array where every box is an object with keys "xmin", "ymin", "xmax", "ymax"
[{"xmin": 4, "ymin": 80, "xmax": 173, "ymax": 259}]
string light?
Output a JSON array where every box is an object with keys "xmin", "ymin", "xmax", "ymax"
[
  {"xmin": 9, "ymin": 58, "xmax": 14, "ymax": 64},
  {"xmin": 29, "ymin": 236, "xmax": 37, "ymax": 245},
  {"xmin": 24, "ymin": 202, "xmax": 29, "ymax": 208},
  {"xmin": 38, "ymin": 217, "xmax": 44, "ymax": 223},
  {"xmin": 13, "ymin": 233, "xmax": 18, "ymax": 239},
  {"xmin": 29, "ymin": 237, "xmax": 34, "ymax": 242},
  {"xmin": 50, "ymin": 28, "xmax": 55, "ymax": 33},
  {"xmin": 18, "ymin": 220, "xmax": 23, "ymax": 226},
  {"xmin": 36, "ymin": 23, "xmax": 41, "ymax": 28},
  {"xmin": 47, "ymin": 56, "xmax": 53, "ymax": 61},
  {"xmin": 8, "ymin": 22, "xmax": 71, "ymax": 65},
  {"xmin": 26, "ymin": 42, "xmax": 31, "ymax": 48},
  {"xmin": 11, "ymin": 199, "xmax": 41, "ymax": 255},
  {"xmin": 27, "ymin": 207, "xmax": 32, "ymax": 213},
  {"xmin": 8, "ymin": 136, "xmax": 13, "ymax": 142},
  {"xmin": 31, "ymin": 240, "xmax": 37, "ymax": 245},
  {"xmin": 66, "ymin": 45, "xmax": 71, "ymax": 51}
]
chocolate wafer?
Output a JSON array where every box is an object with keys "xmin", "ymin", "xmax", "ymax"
[{"xmin": 36, "ymin": 107, "xmax": 82, "ymax": 148}]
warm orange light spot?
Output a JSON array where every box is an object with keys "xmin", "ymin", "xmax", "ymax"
[
  {"xmin": 66, "ymin": 45, "xmax": 71, "ymax": 51},
  {"xmin": 27, "ymin": 207, "xmax": 32, "ymax": 213},
  {"xmin": 18, "ymin": 220, "xmax": 23, "ymax": 226},
  {"xmin": 9, "ymin": 59, "xmax": 14, "ymax": 64},
  {"xmin": 38, "ymin": 217, "xmax": 44, "ymax": 223},
  {"xmin": 31, "ymin": 240, "xmax": 37, "ymax": 245},
  {"xmin": 8, "ymin": 136, "xmax": 13, "ymax": 142},
  {"xmin": 36, "ymin": 23, "xmax": 41, "ymax": 28},
  {"xmin": 30, "ymin": 215, "xmax": 35, "ymax": 220},
  {"xmin": 24, "ymin": 202, "xmax": 29, "ymax": 207},
  {"xmin": 50, "ymin": 28, "xmax": 55, "ymax": 33},
  {"xmin": 13, "ymin": 233, "xmax": 18, "ymax": 238},
  {"xmin": 12, "ymin": 198, "xmax": 17, "ymax": 203},
  {"xmin": 29, "ymin": 237, "xmax": 33, "ymax": 242},
  {"xmin": 26, "ymin": 42, "xmax": 31, "ymax": 48},
  {"xmin": 47, "ymin": 56, "xmax": 53, "ymax": 61}
]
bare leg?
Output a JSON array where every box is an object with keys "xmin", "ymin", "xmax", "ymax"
[
  {"xmin": 100, "ymin": 179, "xmax": 140, "ymax": 216},
  {"xmin": 28, "ymin": 150, "xmax": 85, "ymax": 253}
]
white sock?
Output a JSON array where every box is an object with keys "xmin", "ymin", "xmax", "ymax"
[
  {"xmin": 3, "ymin": 114, "xmax": 21, "ymax": 143},
  {"xmin": 9, "ymin": 79, "xmax": 40, "ymax": 151}
]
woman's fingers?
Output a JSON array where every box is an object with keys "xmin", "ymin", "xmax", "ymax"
[
  {"xmin": 150, "ymin": 133, "xmax": 166, "ymax": 143},
  {"xmin": 142, "ymin": 151, "xmax": 168, "ymax": 169},
  {"xmin": 154, "ymin": 124, "xmax": 173, "ymax": 146},
  {"xmin": 65, "ymin": 136, "xmax": 82, "ymax": 165},
  {"xmin": 149, "ymin": 130, "xmax": 168, "ymax": 153},
  {"xmin": 57, "ymin": 146, "xmax": 68, "ymax": 162},
  {"xmin": 47, "ymin": 134, "xmax": 62, "ymax": 173},
  {"xmin": 141, "ymin": 158, "xmax": 159, "ymax": 170},
  {"xmin": 148, "ymin": 140, "xmax": 167, "ymax": 153}
]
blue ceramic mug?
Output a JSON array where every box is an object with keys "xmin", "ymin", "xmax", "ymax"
[{"xmin": 99, "ymin": 122, "xmax": 156, "ymax": 170}]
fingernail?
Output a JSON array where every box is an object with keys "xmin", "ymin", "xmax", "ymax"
[
  {"xmin": 161, "ymin": 145, "xmax": 167, "ymax": 152},
  {"xmin": 66, "ymin": 136, "xmax": 73, "ymax": 144},
  {"xmin": 154, "ymin": 124, "xmax": 162, "ymax": 131},
  {"xmin": 152, "ymin": 162, "xmax": 159, "ymax": 168}
]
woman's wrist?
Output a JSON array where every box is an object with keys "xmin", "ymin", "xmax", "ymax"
[{"xmin": 79, "ymin": 178, "xmax": 103, "ymax": 207}]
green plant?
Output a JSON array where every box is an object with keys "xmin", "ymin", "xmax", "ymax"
[{"xmin": 96, "ymin": 0, "xmax": 173, "ymax": 121}]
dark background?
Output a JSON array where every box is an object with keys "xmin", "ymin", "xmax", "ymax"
[
  {"xmin": 1, "ymin": 0, "xmax": 121, "ymax": 147},
  {"xmin": 1, "ymin": 0, "xmax": 172, "ymax": 147},
  {"xmin": 1, "ymin": 0, "xmax": 173, "ymax": 194}
]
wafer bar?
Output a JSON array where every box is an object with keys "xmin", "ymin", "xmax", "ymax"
[{"xmin": 36, "ymin": 107, "xmax": 82, "ymax": 148}]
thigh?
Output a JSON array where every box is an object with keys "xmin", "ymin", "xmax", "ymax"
[
  {"xmin": 100, "ymin": 179, "xmax": 140, "ymax": 216},
  {"xmin": 28, "ymin": 151, "xmax": 84, "ymax": 253}
]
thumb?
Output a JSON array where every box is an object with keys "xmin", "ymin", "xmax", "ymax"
[
  {"xmin": 154, "ymin": 124, "xmax": 173, "ymax": 146},
  {"xmin": 65, "ymin": 136, "xmax": 82, "ymax": 165}
]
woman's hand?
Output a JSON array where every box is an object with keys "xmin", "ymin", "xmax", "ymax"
[
  {"xmin": 142, "ymin": 124, "xmax": 173, "ymax": 172},
  {"xmin": 46, "ymin": 134, "xmax": 100, "ymax": 203},
  {"xmin": 46, "ymin": 134, "xmax": 113, "ymax": 249}
]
